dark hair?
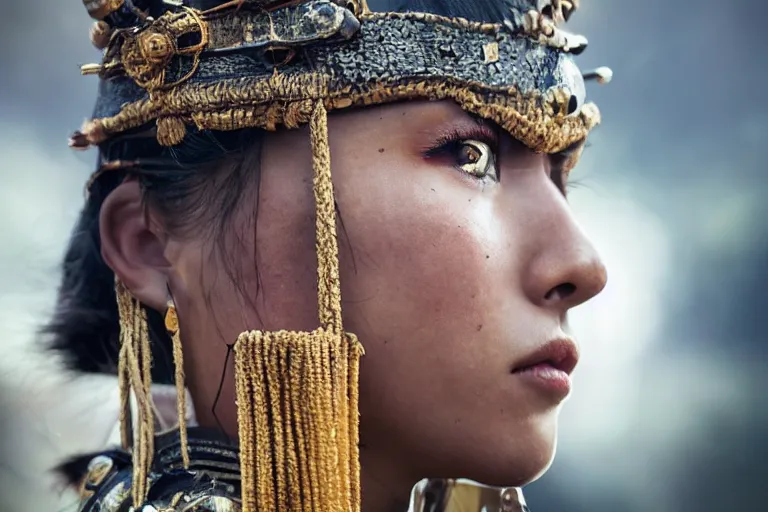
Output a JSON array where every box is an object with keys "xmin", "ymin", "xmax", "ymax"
[
  {"xmin": 45, "ymin": 128, "xmax": 264, "ymax": 384},
  {"xmin": 45, "ymin": 0, "xmax": 513, "ymax": 383}
]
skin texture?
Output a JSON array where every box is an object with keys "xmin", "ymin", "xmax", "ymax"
[{"xmin": 100, "ymin": 101, "xmax": 607, "ymax": 511}]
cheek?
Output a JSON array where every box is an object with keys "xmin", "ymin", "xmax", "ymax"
[
  {"xmin": 347, "ymin": 202, "xmax": 490, "ymax": 328},
  {"xmin": 341, "ymin": 170, "xmax": 493, "ymax": 319},
  {"xmin": 335, "ymin": 157, "xmax": 515, "ymax": 415}
]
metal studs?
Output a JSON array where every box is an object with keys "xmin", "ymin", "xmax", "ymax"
[
  {"xmin": 90, "ymin": 20, "xmax": 113, "ymax": 49},
  {"xmin": 138, "ymin": 31, "xmax": 174, "ymax": 63},
  {"xmin": 85, "ymin": 455, "xmax": 114, "ymax": 488},
  {"xmin": 483, "ymin": 42, "xmax": 500, "ymax": 64},
  {"xmin": 583, "ymin": 66, "xmax": 613, "ymax": 85}
]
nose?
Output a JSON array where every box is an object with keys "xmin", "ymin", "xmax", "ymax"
[{"xmin": 522, "ymin": 203, "xmax": 607, "ymax": 312}]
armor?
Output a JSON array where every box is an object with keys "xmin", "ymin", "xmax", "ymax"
[{"xmin": 74, "ymin": 428, "xmax": 532, "ymax": 511}]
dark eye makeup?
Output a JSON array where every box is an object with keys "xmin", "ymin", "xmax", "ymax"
[
  {"xmin": 423, "ymin": 123, "xmax": 500, "ymax": 184},
  {"xmin": 423, "ymin": 118, "xmax": 587, "ymax": 196}
]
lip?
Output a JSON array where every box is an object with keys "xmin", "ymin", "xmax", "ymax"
[{"xmin": 512, "ymin": 338, "xmax": 579, "ymax": 399}]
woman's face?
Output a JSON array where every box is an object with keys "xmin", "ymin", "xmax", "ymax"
[{"xmin": 104, "ymin": 100, "xmax": 606, "ymax": 498}]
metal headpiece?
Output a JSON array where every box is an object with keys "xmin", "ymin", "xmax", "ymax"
[{"xmin": 74, "ymin": 0, "xmax": 610, "ymax": 155}]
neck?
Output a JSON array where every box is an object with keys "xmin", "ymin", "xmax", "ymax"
[
  {"xmin": 360, "ymin": 445, "xmax": 418, "ymax": 512},
  {"xmin": 359, "ymin": 448, "xmax": 529, "ymax": 512}
]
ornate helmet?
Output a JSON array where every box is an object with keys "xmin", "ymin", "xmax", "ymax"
[{"xmin": 68, "ymin": 1, "xmax": 610, "ymax": 511}]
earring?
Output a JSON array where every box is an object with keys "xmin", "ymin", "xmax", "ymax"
[
  {"xmin": 165, "ymin": 290, "xmax": 190, "ymax": 469},
  {"xmin": 114, "ymin": 279, "xmax": 154, "ymax": 506}
]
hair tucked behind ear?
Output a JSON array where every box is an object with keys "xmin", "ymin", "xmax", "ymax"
[{"xmin": 44, "ymin": 129, "xmax": 264, "ymax": 384}]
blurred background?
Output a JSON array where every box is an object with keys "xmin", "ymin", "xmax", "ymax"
[{"xmin": 1, "ymin": 0, "xmax": 766, "ymax": 511}]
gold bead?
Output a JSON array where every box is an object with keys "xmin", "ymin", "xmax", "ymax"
[
  {"xmin": 90, "ymin": 21, "xmax": 113, "ymax": 50},
  {"xmin": 156, "ymin": 117, "xmax": 187, "ymax": 146},
  {"xmin": 165, "ymin": 303, "xmax": 179, "ymax": 334}
]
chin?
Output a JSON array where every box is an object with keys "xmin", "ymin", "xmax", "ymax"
[{"xmin": 467, "ymin": 415, "xmax": 560, "ymax": 487}]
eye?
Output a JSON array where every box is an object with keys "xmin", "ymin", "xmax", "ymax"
[
  {"xmin": 456, "ymin": 140, "xmax": 498, "ymax": 181},
  {"xmin": 423, "ymin": 124, "xmax": 500, "ymax": 183}
]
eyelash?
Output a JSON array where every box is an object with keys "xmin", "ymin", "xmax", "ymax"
[
  {"xmin": 424, "ymin": 125, "xmax": 583, "ymax": 196},
  {"xmin": 423, "ymin": 125, "xmax": 500, "ymax": 183},
  {"xmin": 550, "ymin": 143, "xmax": 588, "ymax": 197}
]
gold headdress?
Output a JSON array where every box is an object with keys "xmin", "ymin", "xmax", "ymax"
[{"xmin": 71, "ymin": 1, "xmax": 609, "ymax": 511}]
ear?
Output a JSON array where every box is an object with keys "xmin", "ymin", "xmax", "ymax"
[{"xmin": 100, "ymin": 179, "xmax": 171, "ymax": 312}]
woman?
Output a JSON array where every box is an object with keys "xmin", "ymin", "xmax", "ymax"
[{"xmin": 51, "ymin": 0, "xmax": 610, "ymax": 510}]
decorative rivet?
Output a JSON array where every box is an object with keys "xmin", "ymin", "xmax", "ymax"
[
  {"xmin": 90, "ymin": 20, "xmax": 113, "ymax": 49},
  {"xmin": 483, "ymin": 42, "xmax": 500, "ymax": 64},
  {"xmin": 139, "ymin": 31, "xmax": 174, "ymax": 63},
  {"xmin": 85, "ymin": 455, "xmax": 114, "ymax": 488},
  {"xmin": 583, "ymin": 66, "xmax": 613, "ymax": 85}
]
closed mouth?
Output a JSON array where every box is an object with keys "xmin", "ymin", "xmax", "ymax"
[{"xmin": 512, "ymin": 338, "xmax": 579, "ymax": 375}]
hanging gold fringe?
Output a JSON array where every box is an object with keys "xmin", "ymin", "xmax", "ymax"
[
  {"xmin": 115, "ymin": 279, "xmax": 156, "ymax": 508},
  {"xmin": 165, "ymin": 298, "xmax": 191, "ymax": 469},
  {"xmin": 234, "ymin": 100, "xmax": 364, "ymax": 512}
]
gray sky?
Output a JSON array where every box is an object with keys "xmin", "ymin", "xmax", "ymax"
[{"xmin": 1, "ymin": 1, "xmax": 766, "ymax": 511}]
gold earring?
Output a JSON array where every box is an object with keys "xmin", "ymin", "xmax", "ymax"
[
  {"xmin": 115, "ymin": 279, "xmax": 154, "ymax": 507},
  {"xmin": 165, "ymin": 291, "xmax": 190, "ymax": 469}
]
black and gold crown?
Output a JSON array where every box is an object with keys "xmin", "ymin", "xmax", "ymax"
[
  {"xmin": 73, "ymin": 0, "xmax": 610, "ymax": 153},
  {"xmin": 69, "ymin": 1, "xmax": 609, "ymax": 511}
]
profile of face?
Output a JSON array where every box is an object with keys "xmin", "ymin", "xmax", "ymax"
[{"xmin": 100, "ymin": 100, "xmax": 606, "ymax": 505}]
